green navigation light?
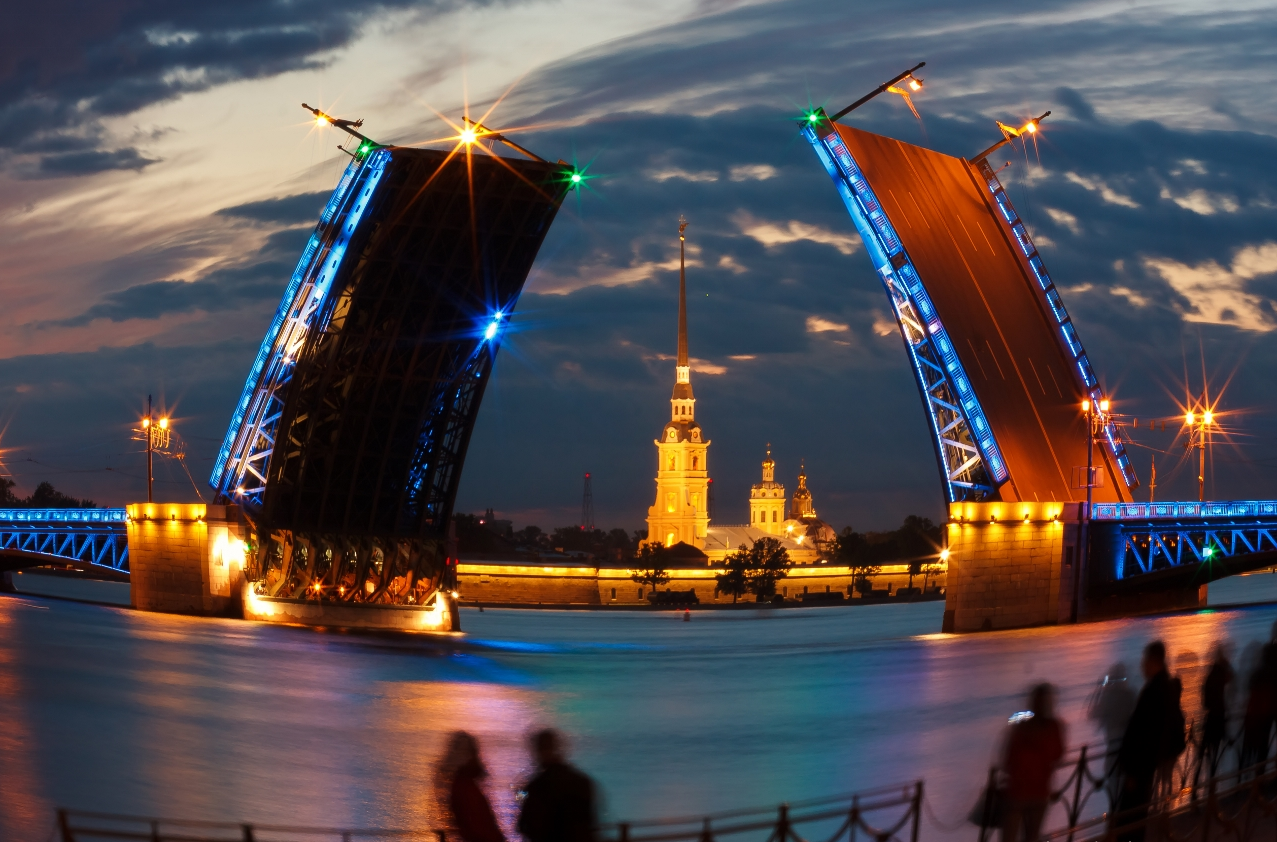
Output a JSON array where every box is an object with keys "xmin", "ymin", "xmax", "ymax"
[
  {"xmin": 809, "ymin": 113, "xmax": 819, "ymax": 122},
  {"xmin": 1204, "ymin": 546, "xmax": 1215, "ymax": 559},
  {"xmin": 571, "ymin": 172, "xmax": 582, "ymax": 183}
]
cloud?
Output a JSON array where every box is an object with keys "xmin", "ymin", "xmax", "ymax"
[
  {"xmin": 1064, "ymin": 172, "xmax": 1140, "ymax": 208},
  {"xmin": 736, "ymin": 213, "xmax": 860, "ymax": 255},
  {"xmin": 34, "ymin": 228, "xmax": 305, "ymax": 327},
  {"xmin": 1044, "ymin": 207, "xmax": 1081, "ymax": 236},
  {"xmin": 216, "ymin": 191, "xmax": 330, "ymax": 225},
  {"xmin": 1109, "ymin": 286, "xmax": 1149, "ymax": 307},
  {"xmin": 871, "ymin": 313, "xmax": 897, "ymax": 337},
  {"xmin": 727, "ymin": 354, "xmax": 755, "ymax": 360},
  {"xmin": 647, "ymin": 167, "xmax": 718, "ymax": 182},
  {"xmin": 0, "ymin": 0, "xmax": 463, "ymax": 175},
  {"xmin": 690, "ymin": 358, "xmax": 727, "ymax": 375},
  {"xmin": 806, "ymin": 315, "xmax": 849, "ymax": 333},
  {"xmin": 1143, "ymin": 242, "xmax": 1277, "ymax": 331},
  {"xmin": 729, "ymin": 164, "xmax": 777, "ymax": 181},
  {"xmin": 31, "ymin": 147, "xmax": 159, "ymax": 178},
  {"xmin": 717, "ymin": 254, "xmax": 748, "ymax": 274},
  {"xmin": 1053, "ymin": 87, "xmax": 1097, "ymax": 123},
  {"xmin": 1158, "ymin": 186, "xmax": 1240, "ymax": 215}
]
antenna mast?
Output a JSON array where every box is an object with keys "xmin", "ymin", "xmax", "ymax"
[{"xmin": 582, "ymin": 473, "xmax": 595, "ymax": 532}]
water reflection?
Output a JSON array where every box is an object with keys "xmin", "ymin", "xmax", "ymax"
[{"xmin": 5, "ymin": 589, "xmax": 1277, "ymax": 842}]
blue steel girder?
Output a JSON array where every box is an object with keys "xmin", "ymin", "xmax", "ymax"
[
  {"xmin": 209, "ymin": 148, "xmax": 391, "ymax": 508},
  {"xmin": 804, "ymin": 123, "xmax": 1006, "ymax": 501},
  {"xmin": 0, "ymin": 508, "xmax": 129, "ymax": 572},
  {"xmin": 1092, "ymin": 500, "xmax": 1277, "ymax": 580}
]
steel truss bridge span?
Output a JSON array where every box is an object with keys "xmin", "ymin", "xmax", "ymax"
[
  {"xmin": 803, "ymin": 117, "xmax": 1136, "ymax": 505},
  {"xmin": 1090, "ymin": 500, "xmax": 1277, "ymax": 591},
  {"xmin": 0, "ymin": 509, "xmax": 128, "ymax": 573},
  {"xmin": 209, "ymin": 138, "xmax": 571, "ymax": 605}
]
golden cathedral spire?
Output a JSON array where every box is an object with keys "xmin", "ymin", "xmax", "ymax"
[{"xmin": 647, "ymin": 218, "xmax": 710, "ymax": 549}]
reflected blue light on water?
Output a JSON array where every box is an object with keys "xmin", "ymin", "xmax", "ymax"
[{"xmin": 2, "ymin": 572, "xmax": 1277, "ymax": 842}]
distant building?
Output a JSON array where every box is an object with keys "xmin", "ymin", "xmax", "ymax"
[
  {"xmin": 749, "ymin": 446, "xmax": 787, "ymax": 535},
  {"xmin": 645, "ymin": 220, "xmax": 711, "ymax": 550}
]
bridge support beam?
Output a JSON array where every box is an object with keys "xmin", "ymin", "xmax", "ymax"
[{"xmin": 126, "ymin": 503, "xmax": 246, "ymax": 616}]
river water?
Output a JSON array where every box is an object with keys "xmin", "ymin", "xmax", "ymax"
[{"xmin": 4, "ymin": 574, "xmax": 1277, "ymax": 841}]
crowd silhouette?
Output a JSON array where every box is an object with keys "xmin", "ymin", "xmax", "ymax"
[{"xmin": 437, "ymin": 728, "xmax": 598, "ymax": 842}]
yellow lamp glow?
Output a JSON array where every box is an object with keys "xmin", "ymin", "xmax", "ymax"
[
  {"xmin": 142, "ymin": 417, "xmax": 150, "ymax": 428},
  {"xmin": 315, "ymin": 115, "xmax": 328, "ymax": 126},
  {"xmin": 1026, "ymin": 121, "xmax": 1037, "ymax": 133},
  {"xmin": 1204, "ymin": 410, "xmax": 1214, "ymax": 424},
  {"xmin": 939, "ymin": 548, "xmax": 950, "ymax": 562},
  {"xmin": 159, "ymin": 417, "xmax": 168, "ymax": 430},
  {"xmin": 908, "ymin": 78, "xmax": 922, "ymax": 91},
  {"xmin": 1186, "ymin": 411, "xmax": 1195, "ymax": 425},
  {"xmin": 1099, "ymin": 399, "xmax": 1110, "ymax": 412},
  {"xmin": 1081, "ymin": 399, "xmax": 1090, "ymax": 412},
  {"xmin": 460, "ymin": 128, "xmax": 477, "ymax": 144}
]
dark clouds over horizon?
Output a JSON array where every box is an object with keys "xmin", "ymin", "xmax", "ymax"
[{"xmin": 4, "ymin": 0, "xmax": 1277, "ymax": 532}]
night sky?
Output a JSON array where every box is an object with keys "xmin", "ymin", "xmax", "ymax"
[{"xmin": 3, "ymin": 0, "xmax": 1277, "ymax": 533}]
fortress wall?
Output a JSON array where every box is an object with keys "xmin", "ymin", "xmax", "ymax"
[{"xmin": 455, "ymin": 561, "xmax": 944, "ymax": 606}]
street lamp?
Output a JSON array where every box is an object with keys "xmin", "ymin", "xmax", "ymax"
[
  {"xmin": 1185, "ymin": 402, "xmax": 1215, "ymax": 502},
  {"xmin": 1075, "ymin": 397, "xmax": 1110, "ymax": 622}
]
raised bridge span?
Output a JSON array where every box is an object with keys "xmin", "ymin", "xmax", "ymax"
[{"xmin": 801, "ymin": 109, "xmax": 1277, "ymax": 629}]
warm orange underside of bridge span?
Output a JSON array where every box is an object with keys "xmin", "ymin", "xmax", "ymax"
[{"xmin": 833, "ymin": 123, "xmax": 1128, "ymax": 504}]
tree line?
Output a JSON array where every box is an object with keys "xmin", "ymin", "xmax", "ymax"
[{"xmin": 0, "ymin": 479, "xmax": 96, "ymax": 509}]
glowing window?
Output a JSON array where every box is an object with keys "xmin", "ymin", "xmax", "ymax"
[
  {"xmin": 665, "ymin": 532, "xmax": 675, "ymax": 546},
  {"xmin": 772, "ymin": 511, "xmax": 778, "ymax": 522},
  {"xmin": 668, "ymin": 456, "xmax": 676, "ymax": 471},
  {"xmin": 666, "ymin": 492, "xmax": 676, "ymax": 513},
  {"xmin": 691, "ymin": 492, "xmax": 700, "ymax": 509}
]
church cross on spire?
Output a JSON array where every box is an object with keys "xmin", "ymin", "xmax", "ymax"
[{"xmin": 677, "ymin": 216, "xmax": 689, "ymax": 368}]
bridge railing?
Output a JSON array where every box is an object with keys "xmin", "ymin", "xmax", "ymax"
[{"xmin": 0, "ymin": 508, "xmax": 129, "ymax": 572}]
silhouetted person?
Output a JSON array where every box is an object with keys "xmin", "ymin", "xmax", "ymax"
[
  {"xmin": 1002, "ymin": 684, "xmax": 1066, "ymax": 842},
  {"xmin": 1115, "ymin": 641, "xmax": 1185, "ymax": 842},
  {"xmin": 517, "ymin": 729, "xmax": 597, "ymax": 842},
  {"xmin": 1089, "ymin": 662, "xmax": 1136, "ymax": 768},
  {"xmin": 437, "ymin": 731, "xmax": 505, "ymax": 842},
  {"xmin": 1242, "ymin": 625, "xmax": 1277, "ymax": 772},
  {"xmin": 1202, "ymin": 644, "xmax": 1234, "ymax": 776}
]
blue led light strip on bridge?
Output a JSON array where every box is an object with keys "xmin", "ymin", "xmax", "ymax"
[
  {"xmin": 210, "ymin": 148, "xmax": 391, "ymax": 504},
  {"xmin": 975, "ymin": 161, "xmax": 1138, "ymax": 491},
  {"xmin": 804, "ymin": 124, "xmax": 1008, "ymax": 501}
]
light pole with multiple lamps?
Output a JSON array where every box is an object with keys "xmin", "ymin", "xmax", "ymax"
[
  {"xmin": 1074, "ymin": 397, "xmax": 1109, "ymax": 622},
  {"xmin": 1184, "ymin": 403, "xmax": 1214, "ymax": 503}
]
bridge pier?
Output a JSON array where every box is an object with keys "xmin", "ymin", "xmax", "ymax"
[
  {"xmin": 126, "ymin": 503, "xmax": 246, "ymax": 616},
  {"xmin": 942, "ymin": 502, "xmax": 1210, "ymax": 632}
]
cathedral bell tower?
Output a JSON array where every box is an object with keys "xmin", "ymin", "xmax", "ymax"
[
  {"xmin": 646, "ymin": 218, "xmax": 711, "ymax": 548},
  {"xmin": 749, "ymin": 445, "xmax": 786, "ymax": 536}
]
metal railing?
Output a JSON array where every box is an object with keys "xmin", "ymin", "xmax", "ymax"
[
  {"xmin": 58, "ymin": 784, "xmax": 923, "ymax": 842},
  {"xmin": 56, "ymin": 810, "xmax": 448, "ymax": 842},
  {"xmin": 601, "ymin": 782, "xmax": 923, "ymax": 842}
]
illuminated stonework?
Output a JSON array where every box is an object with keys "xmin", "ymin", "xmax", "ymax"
[
  {"xmin": 646, "ymin": 221, "xmax": 711, "ymax": 549},
  {"xmin": 749, "ymin": 446, "xmax": 787, "ymax": 536}
]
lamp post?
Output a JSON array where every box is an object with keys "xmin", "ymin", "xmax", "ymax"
[
  {"xmin": 1075, "ymin": 397, "xmax": 1109, "ymax": 622},
  {"xmin": 1185, "ymin": 404, "xmax": 1214, "ymax": 502},
  {"xmin": 138, "ymin": 395, "xmax": 170, "ymax": 504}
]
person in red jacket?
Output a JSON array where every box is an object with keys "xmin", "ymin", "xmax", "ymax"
[
  {"xmin": 1003, "ymin": 683, "xmax": 1066, "ymax": 842},
  {"xmin": 437, "ymin": 731, "xmax": 506, "ymax": 842}
]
